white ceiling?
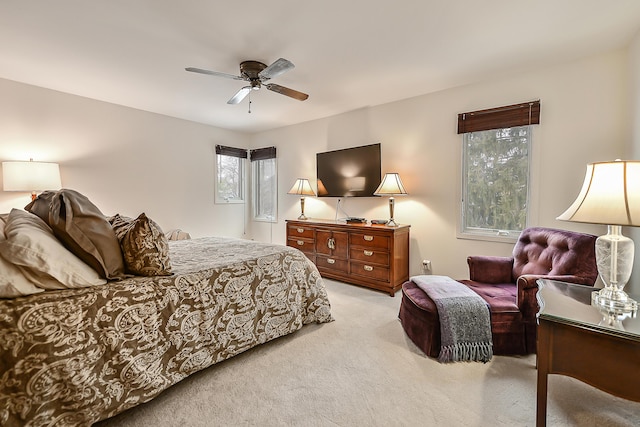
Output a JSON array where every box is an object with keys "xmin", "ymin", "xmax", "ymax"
[{"xmin": 2, "ymin": 0, "xmax": 640, "ymax": 133}]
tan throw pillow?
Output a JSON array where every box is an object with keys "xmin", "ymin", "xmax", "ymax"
[
  {"xmin": 0, "ymin": 209, "xmax": 107, "ymax": 290},
  {"xmin": 24, "ymin": 190, "xmax": 56, "ymax": 224},
  {"xmin": 109, "ymin": 213, "xmax": 172, "ymax": 276},
  {"xmin": 46, "ymin": 189, "xmax": 126, "ymax": 280},
  {"xmin": 0, "ymin": 213, "xmax": 45, "ymax": 298}
]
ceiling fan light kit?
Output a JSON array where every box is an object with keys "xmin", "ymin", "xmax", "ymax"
[{"xmin": 186, "ymin": 58, "xmax": 309, "ymax": 109}]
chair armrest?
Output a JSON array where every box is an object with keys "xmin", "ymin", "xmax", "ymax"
[
  {"xmin": 516, "ymin": 274, "xmax": 597, "ymax": 320},
  {"xmin": 467, "ymin": 256, "xmax": 514, "ymax": 283}
]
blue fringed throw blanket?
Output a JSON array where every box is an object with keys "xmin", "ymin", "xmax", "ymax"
[{"xmin": 411, "ymin": 275, "xmax": 493, "ymax": 363}]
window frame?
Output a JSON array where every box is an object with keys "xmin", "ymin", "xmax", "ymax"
[
  {"xmin": 214, "ymin": 145, "xmax": 247, "ymax": 204},
  {"xmin": 250, "ymin": 146, "xmax": 277, "ymax": 223},
  {"xmin": 456, "ymin": 101, "xmax": 540, "ymax": 242},
  {"xmin": 458, "ymin": 126, "xmax": 532, "ymax": 242}
]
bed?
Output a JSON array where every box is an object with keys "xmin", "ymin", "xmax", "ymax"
[{"xmin": 0, "ymin": 197, "xmax": 333, "ymax": 426}]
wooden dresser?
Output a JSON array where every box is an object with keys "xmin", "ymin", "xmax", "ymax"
[{"xmin": 286, "ymin": 219, "xmax": 410, "ymax": 296}]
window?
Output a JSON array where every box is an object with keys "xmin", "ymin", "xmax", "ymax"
[
  {"xmin": 250, "ymin": 147, "xmax": 277, "ymax": 222},
  {"xmin": 458, "ymin": 101, "xmax": 540, "ymax": 240},
  {"xmin": 215, "ymin": 145, "xmax": 247, "ymax": 204}
]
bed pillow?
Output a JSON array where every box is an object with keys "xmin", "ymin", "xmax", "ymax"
[
  {"xmin": 0, "ymin": 209, "xmax": 107, "ymax": 290},
  {"xmin": 0, "ymin": 213, "xmax": 45, "ymax": 297},
  {"xmin": 109, "ymin": 213, "xmax": 172, "ymax": 276},
  {"xmin": 45, "ymin": 189, "xmax": 126, "ymax": 280},
  {"xmin": 24, "ymin": 190, "xmax": 56, "ymax": 224}
]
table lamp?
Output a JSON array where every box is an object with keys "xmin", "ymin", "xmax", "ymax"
[
  {"xmin": 2, "ymin": 159, "xmax": 62, "ymax": 201},
  {"xmin": 288, "ymin": 178, "xmax": 316, "ymax": 220},
  {"xmin": 374, "ymin": 172, "xmax": 407, "ymax": 227},
  {"xmin": 557, "ymin": 160, "xmax": 640, "ymax": 311}
]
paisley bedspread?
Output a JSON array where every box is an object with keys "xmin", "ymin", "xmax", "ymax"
[{"xmin": 0, "ymin": 237, "xmax": 333, "ymax": 426}]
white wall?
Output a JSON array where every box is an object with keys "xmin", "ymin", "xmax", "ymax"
[
  {"xmin": 0, "ymin": 78, "xmax": 250, "ymax": 238},
  {"xmin": 251, "ymin": 49, "xmax": 629, "ymax": 280}
]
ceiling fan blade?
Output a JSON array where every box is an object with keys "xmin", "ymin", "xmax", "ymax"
[
  {"xmin": 265, "ymin": 83, "xmax": 309, "ymax": 101},
  {"xmin": 227, "ymin": 86, "xmax": 252, "ymax": 104},
  {"xmin": 258, "ymin": 58, "xmax": 294, "ymax": 80},
  {"xmin": 185, "ymin": 67, "xmax": 244, "ymax": 80}
]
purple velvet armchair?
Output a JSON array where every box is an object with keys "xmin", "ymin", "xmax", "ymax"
[
  {"xmin": 458, "ymin": 226, "xmax": 598, "ymax": 354},
  {"xmin": 399, "ymin": 227, "xmax": 598, "ymax": 357}
]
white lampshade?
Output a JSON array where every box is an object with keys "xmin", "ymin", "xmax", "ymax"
[
  {"xmin": 374, "ymin": 173, "xmax": 408, "ymax": 196},
  {"xmin": 374, "ymin": 173, "xmax": 407, "ymax": 227},
  {"xmin": 287, "ymin": 178, "xmax": 316, "ymax": 196},
  {"xmin": 2, "ymin": 160, "xmax": 61, "ymax": 193},
  {"xmin": 557, "ymin": 160, "xmax": 640, "ymax": 226},
  {"xmin": 288, "ymin": 178, "xmax": 315, "ymax": 220}
]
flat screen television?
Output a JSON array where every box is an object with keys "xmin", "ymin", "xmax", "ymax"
[{"xmin": 316, "ymin": 143, "xmax": 381, "ymax": 197}]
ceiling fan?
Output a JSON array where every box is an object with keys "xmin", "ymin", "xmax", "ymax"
[{"xmin": 185, "ymin": 58, "xmax": 309, "ymax": 106}]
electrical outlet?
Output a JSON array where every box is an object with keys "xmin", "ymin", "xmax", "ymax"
[{"xmin": 422, "ymin": 260, "xmax": 432, "ymax": 270}]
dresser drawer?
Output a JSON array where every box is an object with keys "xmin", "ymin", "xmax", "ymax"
[
  {"xmin": 316, "ymin": 255, "xmax": 349, "ymax": 273},
  {"xmin": 349, "ymin": 247, "xmax": 389, "ymax": 266},
  {"xmin": 349, "ymin": 232, "xmax": 390, "ymax": 250},
  {"xmin": 287, "ymin": 225, "xmax": 315, "ymax": 239},
  {"xmin": 350, "ymin": 261, "xmax": 390, "ymax": 282},
  {"xmin": 287, "ymin": 238, "xmax": 315, "ymax": 254}
]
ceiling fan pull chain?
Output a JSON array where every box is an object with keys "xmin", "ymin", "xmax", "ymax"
[{"xmin": 248, "ymin": 92, "xmax": 252, "ymax": 114}]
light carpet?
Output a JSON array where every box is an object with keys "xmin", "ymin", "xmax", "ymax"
[{"xmin": 96, "ymin": 279, "xmax": 640, "ymax": 427}]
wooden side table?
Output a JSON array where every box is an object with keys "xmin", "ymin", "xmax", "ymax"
[{"xmin": 536, "ymin": 279, "xmax": 640, "ymax": 426}]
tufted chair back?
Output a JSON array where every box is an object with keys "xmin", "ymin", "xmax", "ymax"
[{"xmin": 512, "ymin": 227, "xmax": 598, "ymax": 284}]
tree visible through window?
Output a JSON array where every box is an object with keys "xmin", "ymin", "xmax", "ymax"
[
  {"xmin": 458, "ymin": 101, "xmax": 540, "ymax": 240},
  {"xmin": 215, "ymin": 145, "xmax": 247, "ymax": 204},
  {"xmin": 463, "ymin": 126, "xmax": 530, "ymax": 237}
]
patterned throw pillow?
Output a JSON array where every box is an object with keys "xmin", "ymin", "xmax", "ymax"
[{"xmin": 109, "ymin": 213, "xmax": 172, "ymax": 276}]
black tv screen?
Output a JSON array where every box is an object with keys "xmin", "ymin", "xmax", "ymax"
[{"xmin": 316, "ymin": 143, "xmax": 382, "ymax": 197}]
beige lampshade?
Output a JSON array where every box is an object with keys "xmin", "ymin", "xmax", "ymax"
[
  {"xmin": 287, "ymin": 178, "xmax": 316, "ymax": 196},
  {"xmin": 2, "ymin": 160, "xmax": 62, "ymax": 192},
  {"xmin": 374, "ymin": 173, "xmax": 408, "ymax": 196},
  {"xmin": 557, "ymin": 160, "xmax": 640, "ymax": 226}
]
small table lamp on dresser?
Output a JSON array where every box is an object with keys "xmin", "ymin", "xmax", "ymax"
[
  {"xmin": 557, "ymin": 160, "xmax": 640, "ymax": 312},
  {"xmin": 288, "ymin": 178, "xmax": 316, "ymax": 220},
  {"xmin": 2, "ymin": 159, "xmax": 62, "ymax": 201},
  {"xmin": 374, "ymin": 172, "xmax": 407, "ymax": 227}
]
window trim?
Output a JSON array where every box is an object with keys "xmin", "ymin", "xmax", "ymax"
[
  {"xmin": 251, "ymin": 156, "xmax": 278, "ymax": 223},
  {"xmin": 250, "ymin": 146, "xmax": 277, "ymax": 223},
  {"xmin": 457, "ymin": 129, "xmax": 532, "ymax": 243},
  {"xmin": 215, "ymin": 145, "xmax": 247, "ymax": 204},
  {"xmin": 456, "ymin": 101, "xmax": 539, "ymax": 242}
]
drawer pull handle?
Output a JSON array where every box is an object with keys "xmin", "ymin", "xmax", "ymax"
[
  {"xmin": 327, "ymin": 258, "xmax": 336, "ymax": 264},
  {"xmin": 327, "ymin": 238, "xmax": 336, "ymax": 250},
  {"xmin": 363, "ymin": 265, "xmax": 374, "ymax": 272},
  {"xmin": 363, "ymin": 235, "xmax": 374, "ymax": 241},
  {"xmin": 297, "ymin": 240, "xmax": 305, "ymax": 246},
  {"xmin": 364, "ymin": 250, "xmax": 373, "ymax": 256},
  {"xmin": 297, "ymin": 228, "xmax": 305, "ymax": 233}
]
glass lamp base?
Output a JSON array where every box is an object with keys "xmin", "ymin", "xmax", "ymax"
[
  {"xmin": 593, "ymin": 225, "xmax": 637, "ymax": 312},
  {"xmin": 592, "ymin": 289, "xmax": 638, "ymax": 312},
  {"xmin": 596, "ymin": 303, "xmax": 636, "ymax": 331}
]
